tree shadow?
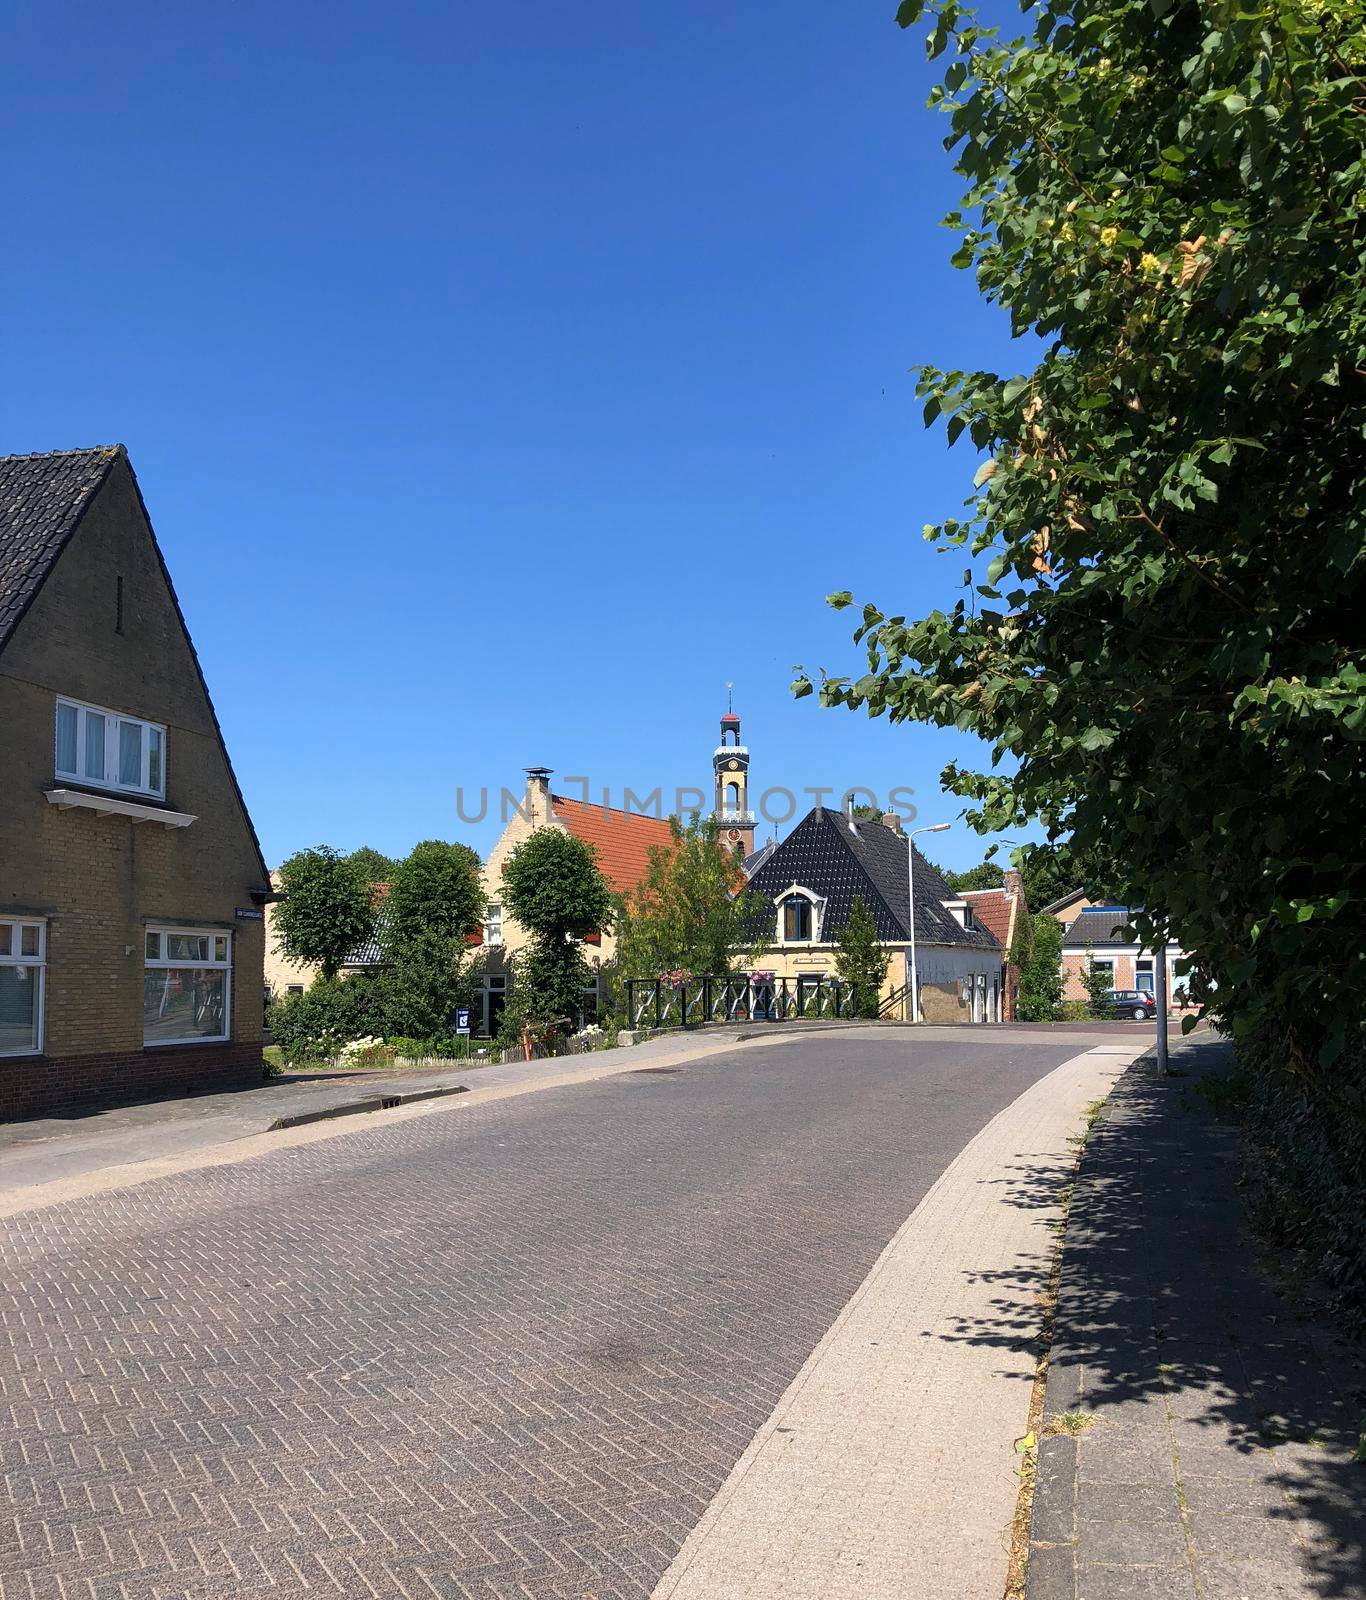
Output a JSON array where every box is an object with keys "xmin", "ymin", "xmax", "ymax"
[{"xmin": 938, "ymin": 1037, "xmax": 1364, "ymax": 1597}]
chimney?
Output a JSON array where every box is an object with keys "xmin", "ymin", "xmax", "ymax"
[
  {"xmin": 524, "ymin": 766, "xmax": 553, "ymax": 828},
  {"xmin": 1003, "ymin": 866, "xmax": 1024, "ymax": 902},
  {"xmin": 881, "ymin": 812, "xmax": 903, "ymax": 835}
]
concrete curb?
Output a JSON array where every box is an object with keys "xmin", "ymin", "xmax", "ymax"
[
  {"xmin": 650, "ymin": 1039, "xmax": 1151, "ymax": 1600},
  {"xmin": 267, "ymin": 1082, "xmax": 471, "ymax": 1130}
]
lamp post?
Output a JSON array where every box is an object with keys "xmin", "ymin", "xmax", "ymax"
[{"xmin": 907, "ymin": 822, "xmax": 951, "ymax": 1022}]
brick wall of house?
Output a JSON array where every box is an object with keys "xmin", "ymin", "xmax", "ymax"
[{"xmin": 0, "ymin": 457, "xmax": 268, "ymax": 1119}]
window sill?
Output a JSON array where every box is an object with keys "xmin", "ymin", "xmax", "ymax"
[
  {"xmin": 46, "ymin": 789, "xmax": 196, "ymax": 828},
  {"xmin": 144, "ymin": 1036, "xmax": 230, "ymax": 1049}
]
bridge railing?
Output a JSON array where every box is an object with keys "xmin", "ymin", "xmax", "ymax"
[{"xmin": 624, "ymin": 975, "xmax": 860, "ymax": 1030}]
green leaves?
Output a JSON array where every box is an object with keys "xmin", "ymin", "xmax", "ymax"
[{"xmin": 798, "ymin": 0, "xmax": 1366, "ymax": 1074}]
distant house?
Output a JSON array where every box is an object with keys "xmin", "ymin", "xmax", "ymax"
[
  {"xmin": 473, "ymin": 767, "xmax": 675, "ymax": 1034},
  {"xmin": 743, "ymin": 806, "xmax": 1004, "ymax": 1021},
  {"xmin": 960, "ymin": 869, "xmax": 1029, "ymax": 1020},
  {"xmin": 262, "ymin": 874, "xmax": 390, "ymax": 1003},
  {"xmin": 0, "ymin": 447, "xmax": 270, "ymax": 1119},
  {"xmin": 1058, "ymin": 904, "xmax": 1195, "ymax": 1008}
]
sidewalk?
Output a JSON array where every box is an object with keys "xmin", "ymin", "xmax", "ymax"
[{"xmin": 1029, "ymin": 1034, "xmax": 1365, "ymax": 1599}]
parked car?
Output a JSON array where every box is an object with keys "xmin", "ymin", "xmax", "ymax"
[{"xmin": 1103, "ymin": 989, "xmax": 1161, "ymax": 1021}]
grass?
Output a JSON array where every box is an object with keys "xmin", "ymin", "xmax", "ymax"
[{"xmin": 1002, "ymin": 1088, "xmax": 1113, "ymax": 1600}]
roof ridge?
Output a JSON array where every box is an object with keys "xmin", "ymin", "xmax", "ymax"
[
  {"xmin": 0, "ymin": 444, "xmax": 125, "ymax": 464},
  {"xmin": 551, "ymin": 793, "xmax": 674, "ymax": 826}
]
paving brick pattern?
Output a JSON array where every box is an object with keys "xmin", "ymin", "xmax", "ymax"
[
  {"xmin": 1029, "ymin": 1036, "xmax": 1366, "ymax": 1600},
  {"xmin": 1, "ymin": 1033, "xmax": 1072, "ymax": 1600}
]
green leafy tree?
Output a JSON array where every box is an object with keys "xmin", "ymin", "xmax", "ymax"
[
  {"xmin": 379, "ymin": 840, "xmax": 483, "ymax": 1040},
  {"xmin": 1081, "ymin": 946, "xmax": 1117, "ymax": 1017},
  {"xmin": 384, "ymin": 840, "xmax": 483, "ymax": 951},
  {"xmin": 942, "ymin": 860, "xmax": 1005, "ymax": 894},
  {"xmin": 834, "ymin": 895, "xmax": 890, "ymax": 1018},
  {"xmin": 273, "ymin": 846, "xmax": 375, "ymax": 982},
  {"xmin": 1010, "ymin": 911, "xmax": 1065, "ymax": 1023},
  {"xmin": 500, "ymin": 829, "xmax": 614, "ymax": 1028},
  {"xmin": 798, "ymin": 0, "xmax": 1366, "ymax": 1077},
  {"xmin": 1017, "ymin": 840, "xmax": 1111, "ymax": 910},
  {"xmin": 616, "ymin": 814, "xmax": 763, "ymax": 978},
  {"xmin": 348, "ymin": 846, "xmax": 396, "ymax": 884}
]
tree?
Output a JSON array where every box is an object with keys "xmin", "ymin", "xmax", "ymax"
[
  {"xmin": 797, "ymin": 0, "xmax": 1366, "ymax": 1077},
  {"xmin": 1017, "ymin": 840, "xmax": 1112, "ymax": 910},
  {"xmin": 348, "ymin": 846, "xmax": 396, "ymax": 884},
  {"xmin": 616, "ymin": 814, "xmax": 763, "ymax": 978},
  {"xmin": 941, "ymin": 860, "xmax": 1005, "ymax": 894},
  {"xmin": 376, "ymin": 840, "xmax": 484, "ymax": 1040},
  {"xmin": 1081, "ymin": 947, "xmax": 1116, "ymax": 1018},
  {"xmin": 273, "ymin": 846, "xmax": 374, "ymax": 982},
  {"xmin": 500, "ymin": 828, "xmax": 614, "ymax": 1028},
  {"xmin": 834, "ymin": 895, "xmax": 889, "ymax": 1018},
  {"xmin": 1010, "ymin": 911, "xmax": 1065, "ymax": 1023}
]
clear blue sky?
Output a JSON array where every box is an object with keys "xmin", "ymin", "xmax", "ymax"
[{"xmin": 5, "ymin": 0, "xmax": 1038, "ymax": 873}]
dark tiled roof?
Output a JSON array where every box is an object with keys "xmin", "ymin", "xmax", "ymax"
[
  {"xmin": 0, "ymin": 447, "xmax": 122, "ymax": 650},
  {"xmin": 342, "ymin": 904, "xmax": 391, "ymax": 968},
  {"xmin": 745, "ymin": 808, "xmax": 1000, "ymax": 948},
  {"xmin": 1064, "ymin": 907, "xmax": 1136, "ymax": 947}
]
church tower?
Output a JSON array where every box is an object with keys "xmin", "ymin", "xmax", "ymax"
[{"xmin": 713, "ymin": 698, "xmax": 754, "ymax": 858}]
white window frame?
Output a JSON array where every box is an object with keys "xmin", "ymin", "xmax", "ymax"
[
  {"xmin": 0, "ymin": 918, "xmax": 46, "ymax": 1056},
  {"xmin": 144, "ymin": 926, "xmax": 231, "ymax": 1046},
  {"xmin": 775, "ymin": 885, "xmax": 825, "ymax": 946},
  {"xmin": 55, "ymin": 696, "xmax": 166, "ymax": 800},
  {"xmin": 484, "ymin": 902, "xmax": 503, "ymax": 946},
  {"xmin": 1134, "ymin": 957, "xmax": 1155, "ymax": 995}
]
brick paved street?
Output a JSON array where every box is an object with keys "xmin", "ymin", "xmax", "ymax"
[{"xmin": 2, "ymin": 1029, "xmax": 1099, "ymax": 1600}]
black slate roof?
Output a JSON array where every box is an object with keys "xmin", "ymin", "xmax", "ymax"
[
  {"xmin": 1063, "ymin": 907, "xmax": 1137, "ymax": 947},
  {"xmin": 0, "ymin": 447, "xmax": 122, "ymax": 650},
  {"xmin": 745, "ymin": 808, "xmax": 1000, "ymax": 949}
]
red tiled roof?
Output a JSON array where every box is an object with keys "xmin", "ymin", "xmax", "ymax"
[
  {"xmin": 961, "ymin": 886, "xmax": 1019, "ymax": 951},
  {"xmin": 550, "ymin": 796, "xmax": 675, "ymax": 896}
]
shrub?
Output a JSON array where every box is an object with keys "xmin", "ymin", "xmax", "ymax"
[
  {"xmin": 265, "ymin": 975, "xmax": 384, "ymax": 1064},
  {"xmin": 1238, "ymin": 1027, "xmax": 1366, "ymax": 1339}
]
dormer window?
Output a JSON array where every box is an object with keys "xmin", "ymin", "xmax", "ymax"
[
  {"xmin": 55, "ymin": 697, "xmax": 165, "ymax": 800},
  {"xmin": 777, "ymin": 887, "xmax": 825, "ymax": 944}
]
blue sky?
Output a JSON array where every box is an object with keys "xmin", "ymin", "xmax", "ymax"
[{"xmin": 5, "ymin": 0, "xmax": 1038, "ymax": 873}]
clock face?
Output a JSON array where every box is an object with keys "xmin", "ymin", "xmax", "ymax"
[
  {"xmin": 728, "ymin": 829, "xmax": 739, "ymax": 840},
  {"xmin": 727, "ymin": 759, "xmax": 740, "ymax": 771}
]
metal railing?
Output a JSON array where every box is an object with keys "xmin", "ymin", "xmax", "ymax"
[{"xmin": 624, "ymin": 975, "xmax": 861, "ymax": 1029}]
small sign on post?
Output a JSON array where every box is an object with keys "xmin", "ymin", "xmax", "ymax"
[{"xmin": 456, "ymin": 1007, "xmax": 471, "ymax": 1037}]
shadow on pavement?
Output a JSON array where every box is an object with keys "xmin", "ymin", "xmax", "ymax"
[{"xmin": 937, "ymin": 1036, "xmax": 1365, "ymax": 1598}]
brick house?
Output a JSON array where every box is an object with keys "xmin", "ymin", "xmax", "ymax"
[
  {"xmin": 960, "ymin": 869, "xmax": 1029, "ymax": 1020},
  {"xmin": 742, "ymin": 806, "xmax": 1005, "ymax": 1021},
  {"xmin": 0, "ymin": 447, "xmax": 271, "ymax": 1119},
  {"xmin": 472, "ymin": 767, "xmax": 675, "ymax": 1034},
  {"xmin": 1057, "ymin": 904, "xmax": 1195, "ymax": 1009}
]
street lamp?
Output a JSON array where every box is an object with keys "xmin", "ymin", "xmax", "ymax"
[{"xmin": 908, "ymin": 822, "xmax": 952, "ymax": 1023}]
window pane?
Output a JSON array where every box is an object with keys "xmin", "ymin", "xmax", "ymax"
[
  {"xmin": 0, "ymin": 924, "xmax": 11, "ymax": 958},
  {"xmin": 118, "ymin": 721, "xmax": 143, "ymax": 786},
  {"xmin": 0, "ymin": 967, "xmax": 39, "ymax": 1054},
  {"xmin": 19, "ymin": 926, "xmax": 39, "ymax": 958},
  {"xmin": 144, "ymin": 967, "xmax": 228, "ymax": 1043},
  {"xmin": 83, "ymin": 711, "xmax": 107, "ymax": 781},
  {"xmin": 213, "ymin": 936, "xmax": 228, "ymax": 963},
  {"xmin": 147, "ymin": 728, "xmax": 163, "ymax": 794},
  {"xmin": 164, "ymin": 934, "xmax": 209, "ymax": 962},
  {"xmin": 56, "ymin": 703, "xmax": 78, "ymax": 773},
  {"xmin": 145, "ymin": 931, "xmax": 160, "ymax": 960}
]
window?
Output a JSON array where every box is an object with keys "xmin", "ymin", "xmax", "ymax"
[
  {"xmin": 287, "ymin": 984, "xmax": 304, "ymax": 997},
  {"xmin": 0, "ymin": 920, "xmax": 45, "ymax": 1056},
  {"xmin": 56, "ymin": 697, "xmax": 164, "ymax": 799},
  {"xmin": 1135, "ymin": 958, "xmax": 1155, "ymax": 995},
  {"xmin": 484, "ymin": 902, "xmax": 503, "ymax": 945},
  {"xmin": 782, "ymin": 896, "xmax": 813, "ymax": 941},
  {"xmin": 1088, "ymin": 957, "xmax": 1115, "ymax": 985},
  {"xmin": 144, "ymin": 927, "xmax": 230, "ymax": 1045}
]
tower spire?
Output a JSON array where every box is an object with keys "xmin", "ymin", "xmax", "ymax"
[{"xmin": 712, "ymin": 694, "xmax": 754, "ymax": 859}]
